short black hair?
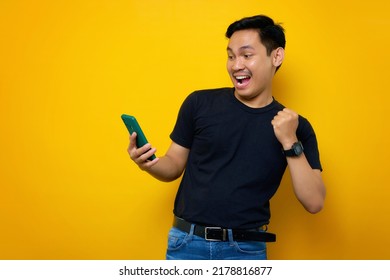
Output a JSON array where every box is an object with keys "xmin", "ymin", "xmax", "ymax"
[{"xmin": 225, "ymin": 15, "xmax": 286, "ymax": 56}]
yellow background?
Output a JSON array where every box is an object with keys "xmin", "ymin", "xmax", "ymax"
[{"xmin": 1, "ymin": 0, "xmax": 389, "ymax": 259}]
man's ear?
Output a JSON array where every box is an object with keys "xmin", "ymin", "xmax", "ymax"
[{"xmin": 272, "ymin": 47, "xmax": 285, "ymax": 67}]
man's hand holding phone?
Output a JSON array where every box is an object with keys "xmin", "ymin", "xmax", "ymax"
[
  {"xmin": 121, "ymin": 114, "xmax": 159, "ymax": 169},
  {"xmin": 127, "ymin": 132, "xmax": 159, "ymax": 170},
  {"xmin": 122, "ymin": 114, "xmax": 189, "ymax": 182}
]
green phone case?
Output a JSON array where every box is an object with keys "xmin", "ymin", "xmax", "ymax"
[{"xmin": 121, "ymin": 114, "xmax": 156, "ymax": 160}]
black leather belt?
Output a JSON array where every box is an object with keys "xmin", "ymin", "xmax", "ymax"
[{"xmin": 173, "ymin": 216, "xmax": 276, "ymax": 242}]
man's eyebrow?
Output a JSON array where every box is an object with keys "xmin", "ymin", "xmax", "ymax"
[{"xmin": 226, "ymin": 45, "xmax": 255, "ymax": 51}]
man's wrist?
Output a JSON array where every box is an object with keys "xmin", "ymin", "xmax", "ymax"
[
  {"xmin": 281, "ymin": 138, "xmax": 298, "ymax": 150},
  {"xmin": 282, "ymin": 141, "xmax": 304, "ymax": 157}
]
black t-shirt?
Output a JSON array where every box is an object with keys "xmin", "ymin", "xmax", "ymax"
[{"xmin": 170, "ymin": 88, "xmax": 322, "ymax": 229}]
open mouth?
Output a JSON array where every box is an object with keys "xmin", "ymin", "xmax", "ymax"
[{"xmin": 235, "ymin": 75, "xmax": 251, "ymax": 87}]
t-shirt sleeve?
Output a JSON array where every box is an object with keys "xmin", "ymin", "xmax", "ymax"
[
  {"xmin": 170, "ymin": 92, "xmax": 197, "ymax": 149},
  {"xmin": 297, "ymin": 116, "xmax": 323, "ymax": 171}
]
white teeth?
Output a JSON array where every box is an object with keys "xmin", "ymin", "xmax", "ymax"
[{"xmin": 235, "ymin": 75, "xmax": 249, "ymax": 80}]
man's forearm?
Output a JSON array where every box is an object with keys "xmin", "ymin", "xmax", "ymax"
[
  {"xmin": 145, "ymin": 155, "xmax": 185, "ymax": 182},
  {"xmin": 288, "ymin": 154, "xmax": 326, "ymax": 213}
]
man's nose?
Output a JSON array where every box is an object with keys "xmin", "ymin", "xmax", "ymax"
[{"xmin": 232, "ymin": 57, "xmax": 244, "ymax": 70}]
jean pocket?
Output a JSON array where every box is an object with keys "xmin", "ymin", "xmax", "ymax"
[
  {"xmin": 233, "ymin": 241, "xmax": 267, "ymax": 255},
  {"xmin": 167, "ymin": 227, "xmax": 189, "ymax": 251}
]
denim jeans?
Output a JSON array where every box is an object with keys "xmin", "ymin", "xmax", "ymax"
[{"xmin": 166, "ymin": 226, "xmax": 267, "ymax": 260}]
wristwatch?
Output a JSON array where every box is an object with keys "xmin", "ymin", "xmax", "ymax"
[{"xmin": 283, "ymin": 141, "xmax": 304, "ymax": 157}]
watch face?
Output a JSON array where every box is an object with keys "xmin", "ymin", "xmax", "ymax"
[{"xmin": 293, "ymin": 142, "xmax": 304, "ymax": 155}]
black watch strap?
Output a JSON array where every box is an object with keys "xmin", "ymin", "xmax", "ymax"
[{"xmin": 283, "ymin": 141, "xmax": 304, "ymax": 157}]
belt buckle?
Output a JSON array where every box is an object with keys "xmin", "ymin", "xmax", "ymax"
[{"xmin": 205, "ymin": 227, "xmax": 227, "ymax": 241}]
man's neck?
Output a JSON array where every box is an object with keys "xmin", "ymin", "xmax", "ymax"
[{"xmin": 234, "ymin": 91, "xmax": 274, "ymax": 108}]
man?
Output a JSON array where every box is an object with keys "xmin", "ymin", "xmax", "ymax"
[{"xmin": 128, "ymin": 15, "xmax": 326, "ymax": 260}]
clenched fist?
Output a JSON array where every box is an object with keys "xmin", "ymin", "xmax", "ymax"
[{"xmin": 271, "ymin": 108, "xmax": 299, "ymax": 149}]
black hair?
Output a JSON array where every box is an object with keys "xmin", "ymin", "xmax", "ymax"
[{"xmin": 225, "ymin": 15, "xmax": 286, "ymax": 56}]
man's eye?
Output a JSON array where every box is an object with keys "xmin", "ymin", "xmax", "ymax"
[{"xmin": 244, "ymin": 54, "xmax": 252, "ymax": 58}]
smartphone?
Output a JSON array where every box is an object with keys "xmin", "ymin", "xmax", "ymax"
[{"xmin": 121, "ymin": 114, "xmax": 156, "ymax": 160}]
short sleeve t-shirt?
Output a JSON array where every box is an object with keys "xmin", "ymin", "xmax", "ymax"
[{"xmin": 170, "ymin": 88, "xmax": 322, "ymax": 229}]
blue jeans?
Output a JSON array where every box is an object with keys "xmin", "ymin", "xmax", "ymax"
[{"xmin": 166, "ymin": 226, "xmax": 267, "ymax": 260}]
